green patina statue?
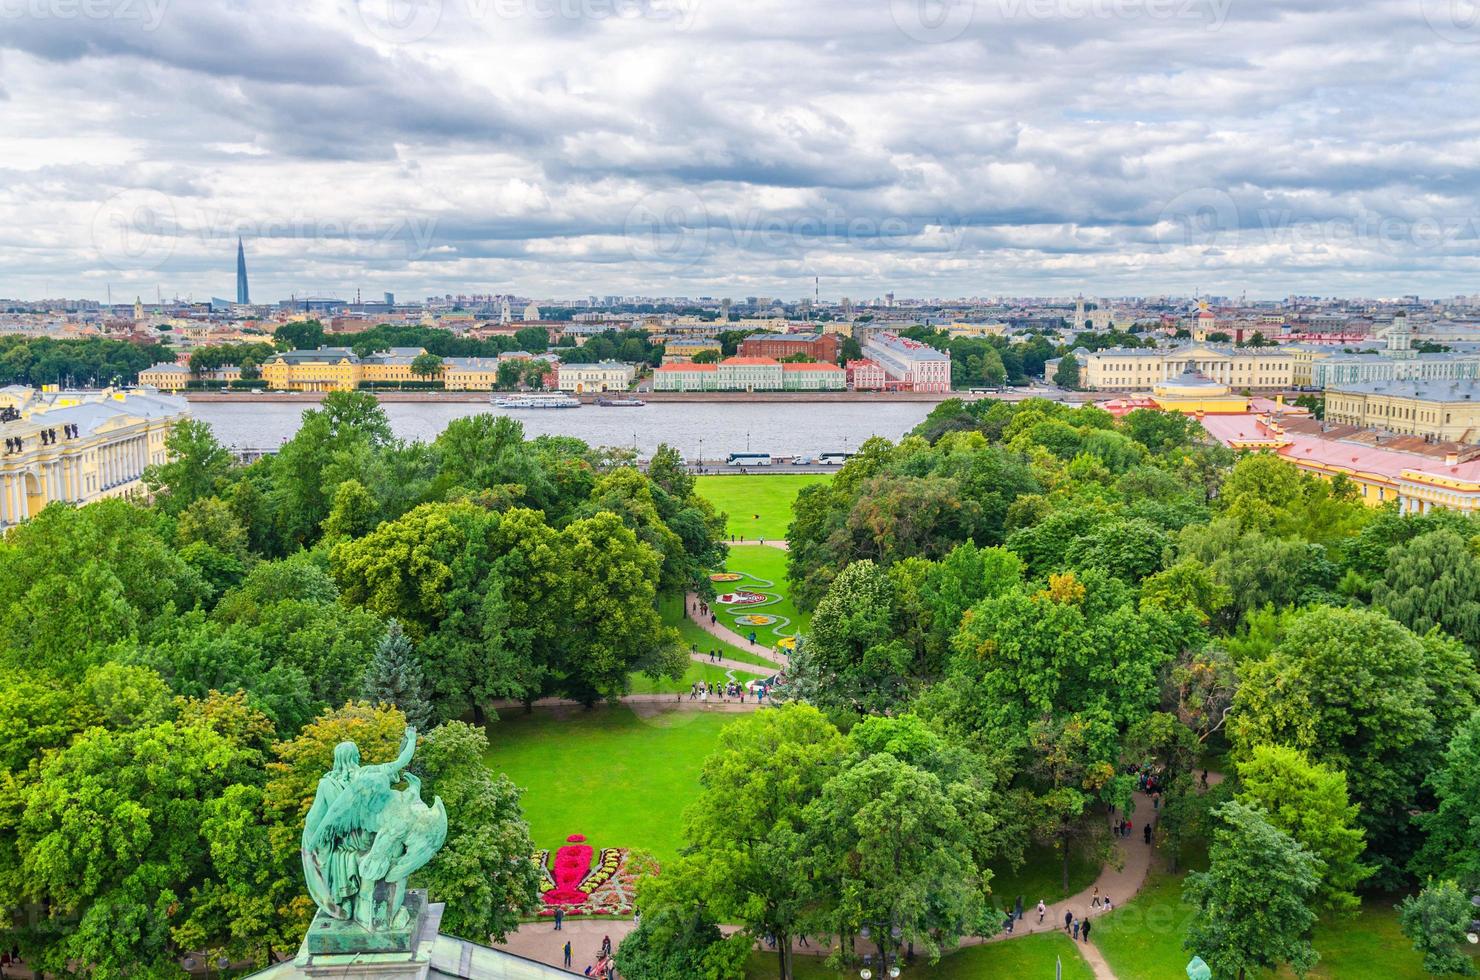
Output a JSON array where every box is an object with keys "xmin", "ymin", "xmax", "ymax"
[{"xmin": 300, "ymin": 726, "xmax": 448, "ymax": 938}]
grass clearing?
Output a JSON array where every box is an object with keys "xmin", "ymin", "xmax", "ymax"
[
  {"xmin": 627, "ymin": 659, "xmax": 763, "ymax": 695},
  {"xmin": 715, "ymin": 545, "xmax": 810, "ymax": 650},
  {"xmin": 482, "ymin": 704, "xmax": 734, "ymax": 865},
  {"xmin": 990, "ymin": 842, "xmax": 1100, "ymax": 907},
  {"xmin": 697, "ymin": 473, "xmax": 830, "ymax": 541},
  {"xmin": 660, "ymin": 594, "xmax": 784, "ymax": 672}
]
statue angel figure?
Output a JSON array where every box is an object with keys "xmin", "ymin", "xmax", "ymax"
[{"xmin": 301, "ymin": 726, "xmax": 448, "ymax": 932}]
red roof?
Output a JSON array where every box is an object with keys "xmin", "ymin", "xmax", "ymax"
[
  {"xmin": 722, "ymin": 357, "xmax": 781, "ymax": 366},
  {"xmin": 782, "ymin": 362, "xmax": 843, "ymax": 372},
  {"xmin": 654, "ymin": 362, "xmax": 717, "ymax": 372}
]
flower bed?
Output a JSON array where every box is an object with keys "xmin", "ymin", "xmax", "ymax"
[
  {"xmin": 737, "ymin": 613, "xmax": 778, "ymax": 625},
  {"xmin": 535, "ymin": 835, "xmax": 650, "ymax": 918},
  {"xmin": 716, "ymin": 590, "xmax": 767, "ymax": 606},
  {"xmin": 709, "ymin": 572, "xmax": 744, "ymax": 582}
]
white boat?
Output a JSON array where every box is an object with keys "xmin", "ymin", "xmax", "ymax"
[{"xmin": 492, "ymin": 393, "xmax": 581, "ymax": 409}]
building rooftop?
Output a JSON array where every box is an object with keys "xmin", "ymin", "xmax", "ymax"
[
  {"xmin": 1326, "ymin": 379, "xmax": 1480, "ymax": 400},
  {"xmin": 781, "ymin": 361, "xmax": 844, "ymax": 371}
]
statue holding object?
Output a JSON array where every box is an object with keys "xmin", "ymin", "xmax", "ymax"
[{"xmin": 300, "ymin": 726, "xmax": 448, "ymax": 938}]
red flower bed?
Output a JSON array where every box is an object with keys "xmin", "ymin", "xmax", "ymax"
[{"xmin": 543, "ymin": 843, "xmax": 594, "ymax": 905}]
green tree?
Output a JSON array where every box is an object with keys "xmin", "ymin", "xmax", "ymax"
[
  {"xmin": 651, "ymin": 705, "xmax": 848, "ymax": 980},
  {"xmin": 691, "ymin": 348, "xmax": 721, "ymax": 364},
  {"xmin": 273, "ymin": 319, "xmax": 326, "ymax": 351},
  {"xmin": 806, "ymin": 752, "xmax": 989, "ymax": 967},
  {"xmin": 1373, "ymin": 529, "xmax": 1480, "ymax": 651},
  {"xmin": 413, "ymin": 722, "xmax": 540, "ymax": 943},
  {"xmin": 1231, "ymin": 604, "xmax": 1479, "ymax": 883},
  {"xmin": 1053, "ymin": 353, "xmax": 1080, "ymax": 389},
  {"xmin": 1398, "ymin": 880, "xmax": 1479, "ymax": 977},
  {"xmin": 410, "ymin": 352, "xmax": 444, "ymax": 380},
  {"xmin": 614, "ymin": 906, "xmax": 750, "ymax": 980},
  {"xmin": 804, "ymin": 560, "xmax": 908, "ymax": 713},
  {"xmin": 361, "ymin": 620, "xmax": 433, "ymax": 729},
  {"xmin": 1236, "ymin": 744, "xmax": 1372, "ymax": 913},
  {"xmin": 1183, "ymin": 801, "xmax": 1322, "ymax": 980},
  {"xmin": 1412, "ymin": 710, "xmax": 1480, "ymax": 887},
  {"xmin": 143, "ymin": 418, "xmax": 234, "ymax": 515}
]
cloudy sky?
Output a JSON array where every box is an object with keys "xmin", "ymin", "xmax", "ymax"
[{"xmin": 2, "ymin": 0, "xmax": 1478, "ymax": 302}]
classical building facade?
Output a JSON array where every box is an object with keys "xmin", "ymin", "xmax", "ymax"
[
  {"xmin": 1075, "ymin": 345, "xmax": 1294, "ymax": 391},
  {"xmin": 860, "ymin": 332, "xmax": 951, "ymax": 392},
  {"xmin": 0, "ymin": 387, "xmax": 189, "ymax": 530},
  {"xmin": 139, "ymin": 362, "xmax": 190, "ymax": 391},
  {"xmin": 1324, "ymin": 380, "xmax": 1480, "ymax": 443},
  {"xmin": 555, "ymin": 361, "xmax": 636, "ymax": 393},
  {"xmin": 651, "ymin": 356, "xmax": 845, "ymax": 391},
  {"xmin": 261, "ymin": 347, "xmax": 431, "ymax": 390}
]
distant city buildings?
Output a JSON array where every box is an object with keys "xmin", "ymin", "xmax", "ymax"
[
  {"xmin": 555, "ymin": 361, "xmax": 636, "ymax": 393},
  {"xmin": 860, "ymin": 331, "xmax": 951, "ymax": 393},
  {"xmin": 1324, "ymin": 380, "xmax": 1480, "ymax": 444},
  {"xmin": 652, "ymin": 356, "xmax": 845, "ymax": 392}
]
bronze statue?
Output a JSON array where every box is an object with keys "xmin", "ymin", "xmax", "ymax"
[{"xmin": 301, "ymin": 726, "xmax": 447, "ymax": 933}]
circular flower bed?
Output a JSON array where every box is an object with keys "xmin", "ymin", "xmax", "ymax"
[
  {"xmin": 709, "ymin": 572, "xmax": 743, "ymax": 582},
  {"xmin": 716, "ymin": 591, "xmax": 767, "ymax": 606},
  {"xmin": 737, "ymin": 613, "xmax": 777, "ymax": 625},
  {"xmin": 776, "ymin": 636, "xmax": 797, "ymax": 651}
]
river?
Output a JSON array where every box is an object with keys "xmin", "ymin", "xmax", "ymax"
[{"xmin": 188, "ymin": 400, "xmax": 937, "ymax": 459}]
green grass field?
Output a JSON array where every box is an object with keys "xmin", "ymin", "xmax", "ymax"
[
  {"xmin": 714, "ymin": 545, "xmax": 810, "ymax": 650},
  {"xmin": 743, "ymin": 931, "xmax": 1094, "ymax": 979},
  {"xmin": 627, "ymin": 659, "xmax": 763, "ymax": 695},
  {"xmin": 1094, "ymin": 869, "xmax": 1471, "ymax": 980},
  {"xmin": 697, "ymin": 473, "xmax": 830, "ymax": 541},
  {"xmin": 482, "ymin": 704, "xmax": 734, "ymax": 865}
]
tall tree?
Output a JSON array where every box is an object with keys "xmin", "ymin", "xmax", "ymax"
[
  {"xmin": 1373, "ymin": 529, "xmax": 1480, "ymax": 651},
  {"xmin": 1235, "ymin": 743, "xmax": 1372, "ymax": 913},
  {"xmin": 1183, "ymin": 801, "xmax": 1322, "ymax": 980},
  {"xmin": 143, "ymin": 419, "xmax": 234, "ymax": 515},
  {"xmin": 1411, "ymin": 709, "xmax": 1480, "ymax": 888},
  {"xmin": 361, "ymin": 620, "xmax": 433, "ymax": 729},
  {"xmin": 1398, "ymin": 880, "xmax": 1480, "ymax": 977}
]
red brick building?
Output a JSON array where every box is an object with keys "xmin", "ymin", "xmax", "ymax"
[{"xmin": 737, "ymin": 332, "xmax": 840, "ymax": 363}]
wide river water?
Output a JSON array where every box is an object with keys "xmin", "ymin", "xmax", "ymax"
[{"xmin": 189, "ymin": 400, "xmax": 937, "ymax": 459}]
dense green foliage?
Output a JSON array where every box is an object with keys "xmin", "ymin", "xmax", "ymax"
[
  {"xmin": 0, "ymin": 335, "xmax": 175, "ymax": 386},
  {"xmin": 0, "ymin": 391, "xmax": 726, "ymax": 969}
]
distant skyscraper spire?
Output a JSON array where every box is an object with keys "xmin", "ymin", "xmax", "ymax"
[{"xmin": 236, "ymin": 237, "xmax": 250, "ymax": 304}]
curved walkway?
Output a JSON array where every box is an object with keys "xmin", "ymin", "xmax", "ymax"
[{"xmin": 685, "ymin": 593, "xmax": 790, "ymax": 669}]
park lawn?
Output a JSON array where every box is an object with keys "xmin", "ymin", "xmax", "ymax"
[
  {"xmin": 1091, "ymin": 870, "xmax": 1195, "ymax": 980},
  {"xmin": 627, "ymin": 659, "xmax": 764, "ymax": 695},
  {"xmin": 660, "ymin": 594, "xmax": 786, "ymax": 672},
  {"xmin": 743, "ymin": 932, "xmax": 1094, "ymax": 979},
  {"xmin": 718, "ymin": 545, "xmax": 810, "ymax": 646},
  {"xmin": 1269, "ymin": 898, "xmax": 1475, "ymax": 980},
  {"xmin": 697, "ymin": 473, "xmax": 830, "ymax": 541},
  {"xmin": 990, "ymin": 842, "xmax": 1100, "ymax": 907},
  {"xmin": 482, "ymin": 704, "xmax": 734, "ymax": 865}
]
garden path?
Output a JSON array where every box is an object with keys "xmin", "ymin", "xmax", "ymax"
[{"xmin": 685, "ymin": 593, "xmax": 791, "ymax": 669}]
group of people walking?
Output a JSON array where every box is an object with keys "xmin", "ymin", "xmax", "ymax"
[
  {"xmin": 687, "ymin": 679, "xmax": 766, "ymax": 703},
  {"xmin": 559, "ymin": 935, "xmax": 617, "ymax": 978}
]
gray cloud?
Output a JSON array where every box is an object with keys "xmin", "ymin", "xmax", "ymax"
[{"xmin": 1, "ymin": 0, "xmax": 1478, "ymax": 299}]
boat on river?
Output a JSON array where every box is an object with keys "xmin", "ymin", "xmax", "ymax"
[
  {"xmin": 491, "ymin": 393, "xmax": 581, "ymax": 409},
  {"xmin": 595, "ymin": 396, "xmax": 646, "ymax": 407}
]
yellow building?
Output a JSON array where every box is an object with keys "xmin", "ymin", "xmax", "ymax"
[
  {"xmin": 139, "ymin": 362, "xmax": 190, "ymax": 391},
  {"xmin": 556, "ymin": 361, "xmax": 636, "ymax": 393},
  {"xmin": 1325, "ymin": 380, "xmax": 1480, "ymax": 443},
  {"xmin": 1078, "ymin": 344, "xmax": 1294, "ymax": 391},
  {"xmin": 661, "ymin": 340, "xmax": 721, "ymax": 364},
  {"xmin": 442, "ymin": 357, "xmax": 503, "ymax": 391},
  {"xmin": 1149, "ymin": 372, "xmax": 1250, "ymax": 414},
  {"xmin": 261, "ymin": 346, "xmax": 430, "ymax": 391},
  {"xmin": 0, "ymin": 387, "xmax": 189, "ymax": 530}
]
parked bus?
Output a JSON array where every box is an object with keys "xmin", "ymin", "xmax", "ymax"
[
  {"xmin": 726, "ymin": 452, "xmax": 773, "ymax": 467},
  {"xmin": 818, "ymin": 452, "xmax": 853, "ymax": 465}
]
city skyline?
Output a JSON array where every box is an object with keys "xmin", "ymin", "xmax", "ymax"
[{"xmin": 3, "ymin": 1, "xmax": 1480, "ymax": 301}]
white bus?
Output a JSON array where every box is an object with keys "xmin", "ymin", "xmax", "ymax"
[
  {"xmin": 818, "ymin": 452, "xmax": 852, "ymax": 465},
  {"xmin": 726, "ymin": 452, "xmax": 773, "ymax": 467}
]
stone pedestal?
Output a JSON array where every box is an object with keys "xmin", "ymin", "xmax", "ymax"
[{"xmin": 293, "ymin": 890, "xmax": 441, "ymax": 979}]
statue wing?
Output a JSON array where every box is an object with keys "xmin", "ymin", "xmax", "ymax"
[
  {"xmin": 386, "ymin": 796, "xmax": 448, "ymax": 881},
  {"xmin": 308, "ymin": 768, "xmax": 394, "ymax": 850}
]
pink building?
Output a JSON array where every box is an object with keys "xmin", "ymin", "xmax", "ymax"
[{"xmin": 846, "ymin": 358, "xmax": 887, "ymax": 390}]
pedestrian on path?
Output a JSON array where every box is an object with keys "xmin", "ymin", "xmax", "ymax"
[
  {"xmin": 1064, "ymin": 910, "xmax": 1073, "ymax": 932},
  {"xmin": 554, "ymin": 907, "xmax": 564, "ymax": 931},
  {"xmin": 1144, "ymin": 823, "xmax": 1153, "ymax": 846},
  {"xmin": 1072, "ymin": 918, "xmax": 1080, "ymax": 941},
  {"xmin": 1091, "ymin": 885, "xmax": 1100, "ymax": 908},
  {"xmin": 1037, "ymin": 900, "xmax": 1046, "ymax": 924},
  {"xmin": 563, "ymin": 942, "xmax": 572, "ymax": 967},
  {"xmin": 1015, "ymin": 895, "xmax": 1023, "ymax": 921},
  {"xmin": 1002, "ymin": 912, "xmax": 1014, "ymax": 934},
  {"xmin": 1124, "ymin": 819, "xmax": 1132, "ymax": 839},
  {"xmin": 1081, "ymin": 919, "xmax": 1092, "ymax": 943}
]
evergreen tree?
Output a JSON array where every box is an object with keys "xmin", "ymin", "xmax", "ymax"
[{"xmin": 361, "ymin": 619, "xmax": 433, "ymax": 729}]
